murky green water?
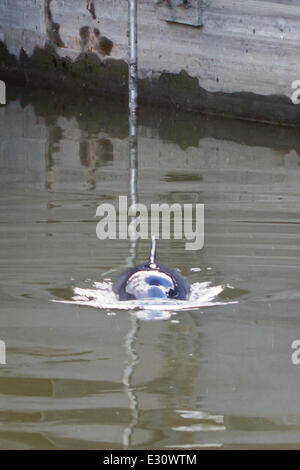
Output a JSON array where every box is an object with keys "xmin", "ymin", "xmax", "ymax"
[{"xmin": 1, "ymin": 87, "xmax": 300, "ymax": 449}]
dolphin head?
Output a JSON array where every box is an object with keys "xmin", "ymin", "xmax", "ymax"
[
  {"xmin": 125, "ymin": 270, "xmax": 177, "ymax": 299},
  {"xmin": 112, "ymin": 237, "xmax": 190, "ymax": 301}
]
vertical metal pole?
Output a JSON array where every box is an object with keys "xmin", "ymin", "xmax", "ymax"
[
  {"xmin": 128, "ymin": 0, "xmax": 138, "ymax": 208},
  {"xmin": 128, "ymin": 0, "xmax": 138, "ymax": 128},
  {"xmin": 127, "ymin": 0, "xmax": 138, "ymax": 266}
]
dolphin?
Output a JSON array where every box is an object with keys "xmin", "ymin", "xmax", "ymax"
[{"xmin": 112, "ymin": 237, "xmax": 190, "ymax": 301}]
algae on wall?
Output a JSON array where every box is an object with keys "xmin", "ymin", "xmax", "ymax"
[{"xmin": 1, "ymin": 0, "xmax": 300, "ymax": 125}]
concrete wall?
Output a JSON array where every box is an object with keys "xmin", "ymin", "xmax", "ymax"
[{"xmin": 1, "ymin": 0, "xmax": 300, "ymax": 124}]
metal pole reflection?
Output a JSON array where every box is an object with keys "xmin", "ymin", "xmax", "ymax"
[{"xmin": 122, "ymin": 0, "xmax": 140, "ymax": 450}]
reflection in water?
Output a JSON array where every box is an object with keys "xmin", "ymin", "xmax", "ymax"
[
  {"xmin": 45, "ymin": 118, "xmax": 114, "ymax": 191},
  {"xmin": 122, "ymin": 315, "xmax": 140, "ymax": 449},
  {"xmin": 45, "ymin": 125, "xmax": 63, "ymax": 190},
  {"xmin": 80, "ymin": 137, "xmax": 114, "ymax": 190}
]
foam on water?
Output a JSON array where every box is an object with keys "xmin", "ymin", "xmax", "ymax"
[{"xmin": 52, "ymin": 281, "xmax": 237, "ymax": 319}]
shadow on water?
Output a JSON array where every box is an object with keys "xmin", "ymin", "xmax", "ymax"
[{"xmin": 1, "ymin": 87, "xmax": 300, "ymax": 449}]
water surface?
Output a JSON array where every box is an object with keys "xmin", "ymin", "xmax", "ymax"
[{"xmin": 1, "ymin": 87, "xmax": 300, "ymax": 449}]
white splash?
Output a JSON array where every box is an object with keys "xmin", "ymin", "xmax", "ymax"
[{"xmin": 52, "ymin": 280, "xmax": 237, "ymax": 319}]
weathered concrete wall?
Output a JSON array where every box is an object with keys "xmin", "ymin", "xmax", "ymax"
[{"xmin": 1, "ymin": 0, "xmax": 300, "ymax": 124}]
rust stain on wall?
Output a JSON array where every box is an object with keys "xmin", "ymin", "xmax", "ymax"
[
  {"xmin": 86, "ymin": 0, "xmax": 97, "ymax": 20},
  {"xmin": 79, "ymin": 26, "xmax": 113, "ymax": 56},
  {"xmin": 98, "ymin": 36, "xmax": 113, "ymax": 56},
  {"xmin": 45, "ymin": 0, "xmax": 65, "ymax": 47},
  {"xmin": 79, "ymin": 26, "xmax": 90, "ymax": 51}
]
